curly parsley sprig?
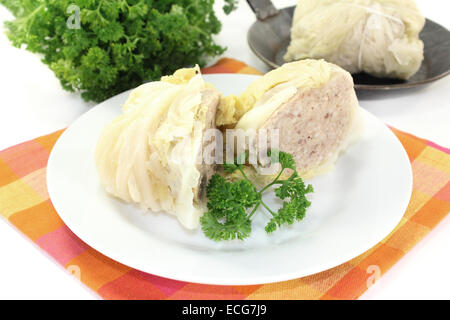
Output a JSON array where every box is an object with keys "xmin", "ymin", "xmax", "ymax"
[
  {"xmin": 0, "ymin": 0, "xmax": 238, "ymax": 102},
  {"xmin": 200, "ymin": 150, "xmax": 314, "ymax": 241}
]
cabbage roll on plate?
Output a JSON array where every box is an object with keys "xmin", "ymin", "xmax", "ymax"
[
  {"xmin": 95, "ymin": 67, "xmax": 220, "ymax": 229},
  {"xmin": 218, "ymin": 59, "xmax": 363, "ymax": 179}
]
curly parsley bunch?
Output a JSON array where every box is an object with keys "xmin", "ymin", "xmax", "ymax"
[
  {"xmin": 201, "ymin": 151, "xmax": 314, "ymax": 241},
  {"xmin": 0, "ymin": 0, "xmax": 237, "ymax": 102}
]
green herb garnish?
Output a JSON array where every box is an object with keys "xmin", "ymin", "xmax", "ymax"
[
  {"xmin": 0, "ymin": 0, "xmax": 238, "ymax": 102},
  {"xmin": 200, "ymin": 151, "xmax": 314, "ymax": 241}
]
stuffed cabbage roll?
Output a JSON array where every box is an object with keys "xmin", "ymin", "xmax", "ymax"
[
  {"xmin": 95, "ymin": 67, "xmax": 220, "ymax": 229},
  {"xmin": 217, "ymin": 59, "xmax": 363, "ymax": 179}
]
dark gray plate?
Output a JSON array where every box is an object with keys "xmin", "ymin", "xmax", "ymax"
[{"xmin": 247, "ymin": 3, "xmax": 450, "ymax": 90}]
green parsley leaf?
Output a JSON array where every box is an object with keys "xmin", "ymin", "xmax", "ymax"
[
  {"xmin": 200, "ymin": 211, "xmax": 252, "ymax": 241},
  {"xmin": 201, "ymin": 174, "xmax": 259, "ymax": 241},
  {"xmin": 269, "ymin": 149, "xmax": 297, "ymax": 170},
  {"xmin": 223, "ymin": 0, "xmax": 238, "ymax": 15}
]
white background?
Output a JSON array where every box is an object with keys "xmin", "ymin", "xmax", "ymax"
[{"xmin": 0, "ymin": 0, "xmax": 449, "ymax": 299}]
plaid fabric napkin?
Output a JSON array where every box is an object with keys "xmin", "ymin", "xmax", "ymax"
[{"xmin": 1, "ymin": 58, "xmax": 449, "ymax": 300}]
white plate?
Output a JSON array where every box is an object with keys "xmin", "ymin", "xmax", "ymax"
[{"xmin": 47, "ymin": 74, "xmax": 412, "ymax": 285}]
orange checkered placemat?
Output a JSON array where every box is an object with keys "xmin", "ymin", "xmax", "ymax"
[{"xmin": 0, "ymin": 58, "xmax": 449, "ymax": 299}]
